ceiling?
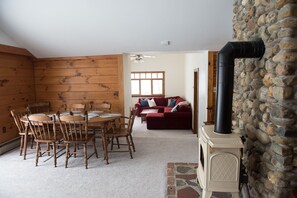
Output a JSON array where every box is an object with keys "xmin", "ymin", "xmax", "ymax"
[{"xmin": 0, "ymin": 0, "xmax": 233, "ymax": 58}]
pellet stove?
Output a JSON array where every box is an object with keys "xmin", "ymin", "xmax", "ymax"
[{"xmin": 197, "ymin": 40, "xmax": 265, "ymax": 198}]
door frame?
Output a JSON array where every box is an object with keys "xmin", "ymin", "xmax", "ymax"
[{"xmin": 193, "ymin": 68, "xmax": 199, "ymax": 134}]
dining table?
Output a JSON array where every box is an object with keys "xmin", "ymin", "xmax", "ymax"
[{"xmin": 21, "ymin": 111, "xmax": 122, "ymax": 164}]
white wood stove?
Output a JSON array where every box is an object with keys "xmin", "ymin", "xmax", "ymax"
[
  {"xmin": 197, "ymin": 125, "xmax": 244, "ymax": 198},
  {"xmin": 197, "ymin": 40, "xmax": 264, "ymax": 198}
]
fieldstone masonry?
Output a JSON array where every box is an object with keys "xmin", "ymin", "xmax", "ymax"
[{"xmin": 233, "ymin": 0, "xmax": 297, "ymax": 197}]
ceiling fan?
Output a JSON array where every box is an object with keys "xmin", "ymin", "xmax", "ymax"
[{"xmin": 130, "ymin": 54, "xmax": 155, "ymax": 63}]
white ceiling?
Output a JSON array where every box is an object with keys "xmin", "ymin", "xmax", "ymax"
[{"xmin": 0, "ymin": 0, "xmax": 233, "ymax": 58}]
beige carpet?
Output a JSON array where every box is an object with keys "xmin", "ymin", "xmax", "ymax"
[{"xmin": 0, "ymin": 117, "xmax": 198, "ymax": 198}]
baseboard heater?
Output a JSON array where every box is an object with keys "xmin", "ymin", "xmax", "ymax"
[{"xmin": 0, "ymin": 137, "xmax": 20, "ymax": 155}]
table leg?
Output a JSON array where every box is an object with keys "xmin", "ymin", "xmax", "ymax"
[
  {"xmin": 141, "ymin": 115, "xmax": 145, "ymax": 123},
  {"xmin": 102, "ymin": 124, "xmax": 109, "ymax": 165}
]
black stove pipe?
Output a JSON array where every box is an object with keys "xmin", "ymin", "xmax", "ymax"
[{"xmin": 214, "ymin": 39, "xmax": 265, "ymax": 134}]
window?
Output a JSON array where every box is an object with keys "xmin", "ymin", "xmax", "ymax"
[{"xmin": 131, "ymin": 71, "xmax": 165, "ymax": 97}]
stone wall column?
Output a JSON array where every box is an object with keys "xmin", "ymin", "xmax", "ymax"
[{"xmin": 233, "ymin": 0, "xmax": 297, "ymax": 197}]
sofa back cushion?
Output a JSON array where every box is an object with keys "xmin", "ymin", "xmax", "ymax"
[
  {"xmin": 148, "ymin": 99, "xmax": 157, "ymax": 107},
  {"xmin": 176, "ymin": 97, "xmax": 185, "ymax": 105},
  {"xmin": 153, "ymin": 97, "xmax": 166, "ymax": 106}
]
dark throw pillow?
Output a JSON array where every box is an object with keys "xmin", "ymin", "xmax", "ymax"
[
  {"xmin": 140, "ymin": 99, "xmax": 149, "ymax": 107},
  {"xmin": 167, "ymin": 99, "xmax": 176, "ymax": 108}
]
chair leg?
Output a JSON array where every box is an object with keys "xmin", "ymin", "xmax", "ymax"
[
  {"xmin": 116, "ymin": 137, "xmax": 120, "ymax": 149},
  {"xmin": 84, "ymin": 143, "xmax": 88, "ymax": 169},
  {"xmin": 74, "ymin": 144, "xmax": 77, "ymax": 158},
  {"xmin": 53, "ymin": 142, "xmax": 57, "ymax": 167},
  {"xmin": 111, "ymin": 137, "xmax": 114, "ymax": 150},
  {"xmin": 30, "ymin": 135, "xmax": 34, "ymax": 149},
  {"xmin": 20, "ymin": 136, "xmax": 24, "ymax": 156},
  {"xmin": 93, "ymin": 138, "xmax": 98, "ymax": 158},
  {"xmin": 126, "ymin": 136, "xmax": 133, "ymax": 159},
  {"xmin": 129, "ymin": 135, "xmax": 136, "ymax": 152},
  {"xmin": 23, "ymin": 132, "xmax": 28, "ymax": 160},
  {"xmin": 47, "ymin": 143, "xmax": 50, "ymax": 156},
  {"xmin": 65, "ymin": 144, "xmax": 69, "ymax": 168},
  {"xmin": 35, "ymin": 142, "xmax": 39, "ymax": 166}
]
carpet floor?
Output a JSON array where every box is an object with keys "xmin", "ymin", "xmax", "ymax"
[{"xmin": 0, "ymin": 117, "xmax": 198, "ymax": 198}]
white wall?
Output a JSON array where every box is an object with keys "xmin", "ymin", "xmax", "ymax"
[
  {"xmin": 123, "ymin": 53, "xmax": 132, "ymax": 116},
  {"xmin": 129, "ymin": 53, "xmax": 185, "ymax": 105},
  {"xmin": 184, "ymin": 51, "xmax": 209, "ymax": 129},
  {"xmin": 123, "ymin": 51, "xmax": 209, "ymax": 130},
  {"xmin": 0, "ymin": 29, "xmax": 19, "ymax": 47}
]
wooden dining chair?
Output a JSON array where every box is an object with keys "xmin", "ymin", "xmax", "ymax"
[
  {"xmin": 27, "ymin": 114, "xmax": 62, "ymax": 167},
  {"xmin": 27, "ymin": 101, "xmax": 51, "ymax": 113},
  {"xmin": 90, "ymin": 102, "xmax": 111, "ymax": 113},
  {"xmin": 106, "ymin": 108, "xmax": 136, "ymax": 159},
  {"xmin": 89, "ymin": 102, "xmax": 112, "ymax": 139},
  {"xmin": 11, "ymin": 108, "xmax": 33, "ymax": 160},
  {"xmin": 69, "ymin": 103, "xmax": 86, "ymax": 113},
  {"xmin": 57, "ymin": 113, "xmax": 98, "ymax": 169}
]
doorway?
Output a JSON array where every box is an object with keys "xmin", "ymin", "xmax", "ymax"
[{"xmin": 193, "ymin": 69, "xmax": 199, "ymax": 134}]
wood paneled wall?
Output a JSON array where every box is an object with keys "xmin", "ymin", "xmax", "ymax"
[
  {"xmin": 0, "ymin": 45, "xmax": 35, "ymax": 144},
  {"xmin": 0, "ymin": 44, "xmax": 124, "ymax": 145},
  {"xmin": 34, "ymin": 55, "xmax": 124, "ymax": 114}
]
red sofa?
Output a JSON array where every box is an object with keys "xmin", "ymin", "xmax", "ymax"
[
  {"xmin": 135, "ymin": 96, "xmax": 192, "ymax": 130},
  {"xmin": 135, "ymin": 96, "xmax": 185, "ymax": 116}
]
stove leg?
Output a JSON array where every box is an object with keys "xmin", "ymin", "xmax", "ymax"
[
  {"xmin": 231, "ymin": 192, "xmax": 240, "ymax": 198},
  {"xmin": 202, "ymin": 189, "xmax": 212, "ymax": 198}
]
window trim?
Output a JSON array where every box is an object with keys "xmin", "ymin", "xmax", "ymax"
[{"xmin": 131, "ymin": 71, "xmax": 165, "ymax": 97}]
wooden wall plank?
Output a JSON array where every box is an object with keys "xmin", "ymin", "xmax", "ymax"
[
  {"xmin": 0, "ymin": 52, "xmax": 124, "ymax": 145},
  {"xmin": 34, "ymin": 54, "xmax": 124, "ymax": 114},
  {"xmin": 34, "ymin": 76, "xmax": 119, "ymax": 84},
  {"xmin": 0, "ymin": 52, "xmax": 35, "ymax": 144}
]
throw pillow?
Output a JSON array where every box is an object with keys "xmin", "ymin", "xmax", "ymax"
[
  {"xmin": 148, "ymin": 99, "xmax": 157, "ymax": 107},
  {"xmin": 140, "ymin": 99, "xmax": 149, "ymax": 107},
  {"xmin": 171, "ymin": 104, "xmax": 179, "ymax": 112},
  {"xmin": 177, "ymin": 101, "xmax": 190, "ymax": 106},
  {"xmin": 167, "ymin": 99, "xmax": 176, "ymax": 108}
]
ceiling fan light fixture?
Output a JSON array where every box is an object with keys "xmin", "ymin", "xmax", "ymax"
[{"xmin": 130, "ymin": 54, "xmax": 155, "ymax": 63}]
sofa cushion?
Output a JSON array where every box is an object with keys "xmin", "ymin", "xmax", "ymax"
[
  {"xmin": 167, "ymin": 99, "xmax": 176, "ymax": 107},
  {"xmin": 140, "ymin": 99, "xmax": 149, "ymax": 107},
  {"xmin": 164, "ymin": 111, "xmax": 192, "ymax": 118},
  {"xmin": 176, "ymin": 97, "xmax": 185, "ymax": 105},
  {"xmin": 164, "ymin": 107, "xmax": 172, "ymax": 112},
  {"xmin": 154, "ymin": 97, "xmax": 166, "ymax": 106},
  {"xmin": 148, "ymin": 99, "xmax": 157, "ymax": 107},
  {"xmin": 146, "ymin": 113, "xmax": 164, "ymax": 118},
  {"xmin": 178, "ymin": 105, "xmax": 191, "ymax": 112},
  {"xmin": 171, "ymin": 105, "xmax": 179, "ymax": 112}
]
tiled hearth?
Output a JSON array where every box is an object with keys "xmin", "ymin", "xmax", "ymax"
[{"xmin": 167, "ymin": 162, "xmax": 231, "ymax": 198}]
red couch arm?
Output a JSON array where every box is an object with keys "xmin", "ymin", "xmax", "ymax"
[{"xmin": 135, "ymin": 102, "xmax": 142, "ymax": 116}]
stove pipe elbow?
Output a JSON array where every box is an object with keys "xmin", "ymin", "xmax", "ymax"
[{"xmin": 214, "ymin": 39, "xmax": 265, "ymax": 134}]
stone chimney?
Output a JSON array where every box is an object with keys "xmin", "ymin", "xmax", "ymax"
[{"xmin": 233, "ymin": 0, "xmax": 297, "ymax": 197}]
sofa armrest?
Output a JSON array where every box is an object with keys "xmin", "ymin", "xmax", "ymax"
[
  {"xmin": 135, "ymin": 102, "xmax": 141, "ymax": 108},
  {"xmin": 135, "ymin": 102, "xmax": 142, "ymax": 116}
]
